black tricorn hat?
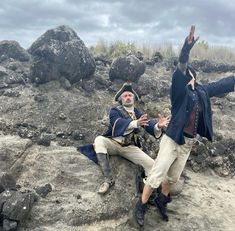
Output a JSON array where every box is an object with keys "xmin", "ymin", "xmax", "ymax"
[{"xmin": 114, "ymin": 83, "xmax": 140, "ymax": 101}]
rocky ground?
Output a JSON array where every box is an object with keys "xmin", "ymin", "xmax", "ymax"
[{"xmin": 0, "ymin": 25, "xmax": 234, "ymax": 231}]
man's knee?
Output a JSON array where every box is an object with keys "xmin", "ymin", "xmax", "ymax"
[
  {"xmin": 94, "ymin": 135, "xmax": 106, "ymax": 145},
  {"xmin": 94, "ymin": 136, "xmax": 108, "ymax": 153}
]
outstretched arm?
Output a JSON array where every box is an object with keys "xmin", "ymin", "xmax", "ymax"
[
  {"xmin": 204, "ymin": 76, "xmax": 235, "ymax": 98},
  {"xmin": 178, "ymin": 25, "xmax": 199, "ymax": 73}
]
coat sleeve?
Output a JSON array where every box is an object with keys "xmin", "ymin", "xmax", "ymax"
[
  {"xmin": 203, "ymin": 76, "xmax": 235, "ymax": 98},
  {"xmin": 171, "ymin": 67, "xmax": 192, "ymax": 104},
  {"xmin": 109, "ymin": 108, "xmax": 132, "ymax": 137},
  {"xmin": 144, "ymin": 119, "xmax": 162, "ymax": 138}
]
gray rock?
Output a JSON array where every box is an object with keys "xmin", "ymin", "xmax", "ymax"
[
  {"xmin": 28, "ymin": 25, "xmax": 96, "ymax": 84},
  {"xmin": 37, "ymin": 133, "xmax": 51, "ymax": 147},
  {"xmin": 109, "ymin": 55, "xmax": 145, "ymax": 82},
  {"xmin": 0, "ymin": 66, "xmax": 7, "ymax": 77},
  {"xmin": 2, "ymin": 219, "xmax": 17, "ymax": 231},
  {"xmin": 35, "ymin": 184, "xmax": 52, "ymax": 198},
  {"xmin": 0, "ymin": 41, "xmax": 30, "ymax": 62},
  {"xmin": 0, "ymin": 173, "xmax": 16, "ymax": 193},
  {"xmin": 2, "ymin": 191, "xmax": 35, "ymax": 221}
]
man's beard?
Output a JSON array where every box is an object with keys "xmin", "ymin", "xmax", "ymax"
[{"xmin": 123, "ymin": 101, "xmax": 134, "ymax": 107}]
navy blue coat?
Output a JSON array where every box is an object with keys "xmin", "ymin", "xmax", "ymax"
[
  {"xmin": 79, "ymin": 106, "xmax": 158, "ymax": 164},
  {"xmin": 166, "ymin": 68, "xmax": 235, "ymax": 145},
  {"xmin": 103, "ymin": 106, "xmax": 157, "ymax": 138}
]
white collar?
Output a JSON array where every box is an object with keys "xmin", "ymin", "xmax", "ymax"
[{"xmin": 123, "ymin": 106, "xmax": 134, "ymax": 113}]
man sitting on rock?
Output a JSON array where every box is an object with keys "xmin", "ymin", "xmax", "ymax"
[{"xmin": 80, "ymin": 83, "xmax": 170, "ymax": 194}]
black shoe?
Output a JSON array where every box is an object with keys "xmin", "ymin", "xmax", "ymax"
[
  {"xmin": 148, "ymin": 187, "xmax": 161, "ymax": 205},
  {"xmin": 134, "ymin": 198, "xmax": 147, "ymax": 227},
  {"xmin": 154, "ymin": 193, "xmax": 170, "ymax": 221}
]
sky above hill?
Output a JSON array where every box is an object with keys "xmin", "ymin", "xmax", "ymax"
[{"xmin": 1, "ymin": 0, "xmax": 235, "ymax": 49}]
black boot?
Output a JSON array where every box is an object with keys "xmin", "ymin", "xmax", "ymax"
[
  {"xmin": 96, "ymin": 153, "xmax": 114, "ymax": 194},
  {"xmin": 134, "ymin": 198, "xmax": 147, "ymax": 227},
  {"xmin": 148, "ymin": 187, "xmax": 161, "ymax": 205},
  {"xmin": 154, "ymin": 192, "xmax": 171, "ymax": 221}
]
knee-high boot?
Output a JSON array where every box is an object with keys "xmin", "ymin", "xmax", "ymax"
[{"xmin": 96, "ymin": 153, "xmax": 114, "ymax": 194}]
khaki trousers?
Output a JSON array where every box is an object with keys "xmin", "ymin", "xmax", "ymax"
[
  {"xmin": 146, "ymin": 134, "xmax": 195, "ymax": 188},
  {"xmin": 94, "ymin": 136, "xmax": 154, "ymax": 176}
]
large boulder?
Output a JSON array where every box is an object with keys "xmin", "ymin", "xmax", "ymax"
[
  {"xmin": 0, "ymin": 41, "xmax": 30, "ymax": 63},
  {"xmin": 109, "ymin": 55, "xmax": 145, "ymax": 82},
  {"xmin": 0, "ymin": 41, "xmax": 31, "ymax": 87},
  {"xmin": 28, "ymin": 25, "xmax": 96, "ymax": 84}
]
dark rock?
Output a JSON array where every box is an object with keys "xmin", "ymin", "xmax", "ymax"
[
  {"xmin": 28, "ymin": 25, "xmax": 96, "ymax": 84},
  {"xmin": 34, "ymin": 94, "xmax": 47, "ymax": 102},
  {"xmin": 3, "ymin": 90, "xmax": 20, "ymax": 98},
  {"xmin": 37, "ymin": 133, "xmax": 51, "ymax": 146},
  {"xmin": 59, "ymin": 76, "xmax": 72, "ymax": 90},
  {"xmin": 0, "ymin": 41, "xmax": 30, "ymax": 62},
  {"xmin": 72, "ymin": 130, "xmax": 84, "ymax": 140},
  {"xmin": 0, "ymin": 173, "xmax": 16, "ymax": 193},
  {"xmin": 145, "ymin": 59, "xmax": 154, "ymax": 65},
  {"xmin": 137, "ymin": 75, "xmax": 170, "ymax": 99},
  {"xmin": 17, "ymin": 127, "xmax": 35, "ymax": 139},
  {"xmin": 94, "ymin": 74, "xmax": 112, "ymax": 89},
  {"xmin": 0, "ymin": 83, "xmax": 8, "ymax": 89},
  {"xmin": 151, "ymin": 51, "xmax": 163, "ymax": 63},
  {"xmin": 94, "ymin": 55, "xmax": 112, "ymax": 66},
  {"xmin": 208, "ymin": 156, "xmax": 223, "ymax": 168},
  {"xmin": 109, "ymin": 55, "xmax": 145, "ymax": 82},
  {"xmin": 135, "ymin": 51, "xmax": 144, "ymax": 61},
  {"xmin": 2, "ymin": 219, "xmax": 17, "ymax": 231},
  {"xmin": 2, "ymin": 191, "xmax": 36, "ymax": 222},
  {"xmin": 35, "ymin": 184, "xmax": 52, "ymax": 198},
  {"xmin": 59, "ymin": 113, "xmax": 67, "ymax": 120},
  {"xmin": 191, "ymin": 60, "xmax": 235, "ymax": 73},
  {"xmin": 0, "ymin": 190, "xmax": 15, "ymax": 211},
  {"xmin": 56, "ymin": 131, "xmax": 67, "ymax": 138},
  {"xmin": 80, "ymin": 79, "xmax": 96, "ymax": 93},
  {"xmin": 0, "ymin": 66, "xmax": 8, "ymax": 77}
]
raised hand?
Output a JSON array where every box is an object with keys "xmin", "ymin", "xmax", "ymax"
[
  {"xmin": 179, "ymin": 25, "xmax": 200, "ymax": 64},
  {"xmin": 137, "ymin": 114, "xmax": 149, "ymax": 126},
  {"xmin": 157, "ymin": 114, "xmax": 171, "ymax": 129},
  {"xmin": 186, "ymin": 25, "xmax": 200, "ymax": 47}
]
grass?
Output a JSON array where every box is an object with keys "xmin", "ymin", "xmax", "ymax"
[{"xmin": 89, "ymin": 40, "xmax": 235, "ymax": 64}]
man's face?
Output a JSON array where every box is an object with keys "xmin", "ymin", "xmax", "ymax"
[{"xmin": 121, "ymin": 91, "xmax": 135, "ymax": 107}]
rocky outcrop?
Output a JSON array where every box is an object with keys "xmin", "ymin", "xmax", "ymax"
[
  {"xmin": 28, "ymin": 25, "xmax": 96, "ymax": 84},
  {"xmin": 109, "ymin": 55, "xmax": 145, "ymax": 82},
  {"xmin": 192, "ymin": 60, "xmax": 235, "ymax": 73},
  {"xmin": 0, "ymin": 27, "xmax": 234, "ymax": 230},
  {"xmin": 0, "ymin": 41, "xmax": 30, "ymax": 63},
  {"xmin": 0, "ymin": 41, "xmax": 31, "ymax": 88}
]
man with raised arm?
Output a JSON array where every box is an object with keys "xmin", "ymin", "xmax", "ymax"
[
  {"xmin": 80, "ymin": 83, "xmax": 170, "ymax": 194},
  {"xmin": 134, "ymin": 25, "xmax": 235, "ymax": 227}
]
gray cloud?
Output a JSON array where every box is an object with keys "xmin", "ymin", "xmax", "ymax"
[{"xmin": 0, "ymin": 0, "xmax": 235, "ymax": 49}]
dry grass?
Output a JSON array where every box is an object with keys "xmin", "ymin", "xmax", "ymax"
[{"xmin": 90, "ymin": 40, "xmax": 235, "ymax": 64}]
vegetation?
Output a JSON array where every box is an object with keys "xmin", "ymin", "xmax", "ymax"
[{"xmin": 90, "ymin": 39, "xmax": 235, "ymax": 64}]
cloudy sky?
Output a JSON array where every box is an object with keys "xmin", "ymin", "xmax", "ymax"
[{"xmin": 1, "ymin": 0, "xmax": 235, "ymax": 49}]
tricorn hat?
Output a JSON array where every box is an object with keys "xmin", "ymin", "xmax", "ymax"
[{"xmin": 114, "ymin": 83, "xmax": 140, "ymax": 101}]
